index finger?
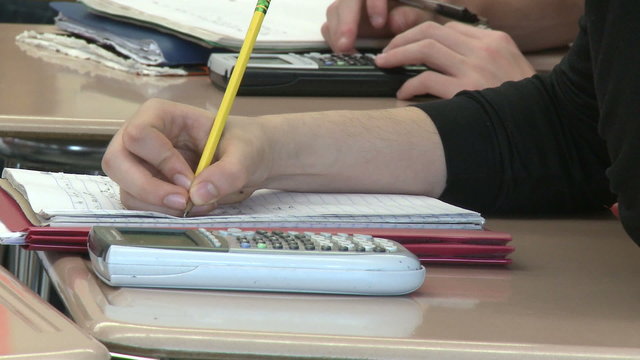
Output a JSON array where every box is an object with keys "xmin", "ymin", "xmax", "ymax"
[
  {"xmin": 324, "ymin": 0, "xmax": 365, "ymax": 53},
  {"xmin": 102, "ymin": 127, "xmax": 190, "ymax": 211},
  {"xmin": 366, "ymin": 0, "xmax": 389, "ymax": 28},
  {"xmin": 102, "ymin": 99, "xmax": 212, "ymax": 210}
]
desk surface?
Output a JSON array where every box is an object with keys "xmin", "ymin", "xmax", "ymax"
[
  {"xmin": 0, "ymin": 24, "xmax": 565, "ymax": 138},
  {"xmin": 40, "ymin": 216, "xmax": 640, "ymax": 360},
  {"xmin": 0, "ymin": 265, "xmax": 109, "ymax": 359},
  {"xmin": 0, "ymin": 24, "xmax": 410, "ymax": 138}
]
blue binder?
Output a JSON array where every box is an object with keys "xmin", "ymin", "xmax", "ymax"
[{"xmin": 50, "ymin": 1, "xmax": 214, "ymax": 66}]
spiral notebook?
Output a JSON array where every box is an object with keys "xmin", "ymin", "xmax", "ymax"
[{"xmin": 0, "ymin": 168, "xmax": 513, "ymax": 264}]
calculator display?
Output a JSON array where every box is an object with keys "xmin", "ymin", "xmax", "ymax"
[
  {"xmin": 120, "ymin": 231, "xmax": 197, "ymax": 247},
  {"xmin": 247, "ymin": 56, "xmax": 292, "ymax": 65}
]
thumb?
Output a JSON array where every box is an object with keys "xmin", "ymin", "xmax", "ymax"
[{"xmin": 188, "ymin": 157, "xmax": 250, "ymax": 206}]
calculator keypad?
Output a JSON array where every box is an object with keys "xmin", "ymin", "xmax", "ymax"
[
  {"xmin": 217, "ymin": 228, "xmax": 398, "ymax": 253},
  {"xmin": 305, "ymin": 53, "xmax": 376, "ymax": 67}
]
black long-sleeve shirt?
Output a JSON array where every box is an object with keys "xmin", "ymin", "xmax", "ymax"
[{"xmin": 415, "ymin": 0, "xmax": 640, "ymax": 245}]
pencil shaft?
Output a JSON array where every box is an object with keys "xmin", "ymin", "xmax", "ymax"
[
  {"xmin": 195, "ymin": 4, "xmax": 268, "ymax": 175},
  {"xmin": 185, "ymin": 0, "xmax": 270, "ymax": 217}
]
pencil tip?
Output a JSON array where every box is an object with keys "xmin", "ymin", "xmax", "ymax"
[{"xmin": 183, "ymin": 201, "xmax": 194, "ymax": 218}]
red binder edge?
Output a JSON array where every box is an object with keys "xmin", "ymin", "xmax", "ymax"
[
  {"xmin": 1, "ymin": 187, "xmax": 514, "ymax": 264},
  {"xmin": 0, "ymin": 185, "xmax": 33, "ymax": 232}
]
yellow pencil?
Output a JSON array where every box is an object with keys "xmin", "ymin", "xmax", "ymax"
[{"xmin": 184, "ymin": 0, "xmax": 271, "ymax": 217}]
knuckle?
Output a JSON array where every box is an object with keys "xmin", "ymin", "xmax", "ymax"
[
  {"xmin": 419, "ymin": 38, "xmax": 438, "ymax": 51},
  {"xmin": 224, "ymin": 164, "xmax": 249, "ymax": 188},
  {"xmin": 488, "ymin": 30, "xmax": 515, "ymax": 46},
  {"xmin": 417, "ymin": 21, "xmax": 440, "ymax": 33},
  {"xmin": 120, "ymin": 123, "xmax": 146, "ymax": 147}
]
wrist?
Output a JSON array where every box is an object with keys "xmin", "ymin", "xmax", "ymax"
[{"xmin": 256, "ymin": 112, "xmax": 338, "ymax": 190}]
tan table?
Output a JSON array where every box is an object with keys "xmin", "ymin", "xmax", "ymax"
[
  {"xmin": 0, "ymin": 24, "xmax": 565, "ymax": 139},
  {"xmin": 39, "ymin": 216, "xmax": 640, "ymax": 360},
  {"xmin": 0, "ymin": 24, "xmax": 417, "ymax": 139},
  {"xmin": 0, "ymin": 265, "xmax": 109, "ymax": 359}
]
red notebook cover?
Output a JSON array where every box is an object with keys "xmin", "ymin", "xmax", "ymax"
[{"xmin": 1, "ymin": 187, "xmax": 514, "ymax": 265}]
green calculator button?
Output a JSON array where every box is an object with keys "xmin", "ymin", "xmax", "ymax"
[{"xmin": 257, "ymin": 243, "xmax": 268, "ymax": 249}]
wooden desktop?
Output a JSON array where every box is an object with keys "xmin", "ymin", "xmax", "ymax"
[
  {"xmin": 0, "ymin": 24, "xmax": 565, "ymax": 139},
  {"xmin": 38, "ymin": 216, "xmax": 640, "ymax": 360},
  {"xmin": 0, "ymin": 265, "xmax": 109, "ymax": 359}
]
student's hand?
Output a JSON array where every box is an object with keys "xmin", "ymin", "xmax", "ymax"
[
  {"xmin": 102, "ymin": 99, "xmax": 271, "ymax": 217},
  {"xmin": 375, "ymin": 21, "xmax": 536, "ymax": 99},
  {"xmin": 321, "ymin": 0, "xmax": 432, "ymax": 53}
]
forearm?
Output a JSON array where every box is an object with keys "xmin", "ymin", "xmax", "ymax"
[
  {"xmin": 446, "ymin": 0, "xmax": 584, "ymax": 51},
  {"xmin": 258, "ymin": 107, "xmax": 447, "ymax": 197}
]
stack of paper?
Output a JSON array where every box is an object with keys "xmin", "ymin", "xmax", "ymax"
[
  {"xmin": 78, "ymin": 0, "xmax": 360, "ymax": 51},
  {"xmin": 51, "ymin": 1, "xmax": 214, "ymax": 66},
  {"xmin": 1, "ymin": 168, "xmax": 484, "ymax": 230}
]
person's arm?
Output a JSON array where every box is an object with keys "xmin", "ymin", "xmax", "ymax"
[
  {"xmin": 375, "ymin": 21, "xmax": 535, "ymax": 99},
  {"xmin": 447, "ymin": 0, "xmax": 584, "ymax": 51},
  {"xmin": 413, "ymin": 14, "xmax": 615, "ymax": 215},
  {"xmin": 102, "ymin": 101, "xmax": 447, "ymax": 217},
  {"xmin": 322, "ymin": 0, "xmax": 572, "ymax": 99},
  {"xmin": 322, "ymin": 0, "xmax": 583, "ymax": 53}
]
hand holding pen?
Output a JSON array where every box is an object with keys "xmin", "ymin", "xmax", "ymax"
[{"xmin": 322, "ymin": 0, "xmax": 485, "ymax": 54}]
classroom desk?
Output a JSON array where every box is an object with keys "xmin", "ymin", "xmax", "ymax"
[
  {"xmin": 38, "ymin": 216, "xmax": 640, "ymax": 360},
  {"xmin": 4, "ymin": 22, "xmax": 620, "ymax": 360},
  {"xmin": 0, "ymin": 24, "xmax": 414, "ymax": 139},
  {"xmin": 0, "ymin": 24, "xmax": 565, "ymax": 139},
  {"xmin": 0, "ymin": 265, "xmax": 110, "ymax": 359}
]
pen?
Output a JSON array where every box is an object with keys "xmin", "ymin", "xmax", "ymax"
[
  {"xmin": 398, "ymin": 0, "xmax": 486, "ymax": 25},
  {"xmin": 183, "ymin": 0, "xmax": 271, "ymax": 217}
]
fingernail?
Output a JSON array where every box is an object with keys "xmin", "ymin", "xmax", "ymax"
[
  {"xmin": 340, "ymin": 36, "xmax": 356, "ymax": 51},
  {"xmin": 370, "ymin": 15, "xmax": 384, "ymax": 27},
  {"xmin": 163, "ymin": 194, "xmax": 187, "ymax": 209},
  {"xmin": 192, "ymin": 182, "xmax": 219, "ymax": 205},
  {"xmin": 173, "ymin": 173, "xmax": 191, "ymax": 189}
]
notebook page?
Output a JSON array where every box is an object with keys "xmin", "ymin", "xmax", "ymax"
[
  {"xmin": 80, "ymin": 0, "xmax": 336, "ymax": 49},
  {"xmin": 1, "ymin": 168, "xmax": 483, "ymax": 229},
  {"xmin": 3, "ymin": 168, "xmax": 124, "ymax": 211}
]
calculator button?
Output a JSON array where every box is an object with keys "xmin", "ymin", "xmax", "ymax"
[
  {"xmin": 382, "ymin": 244, "xmax": 398, "ymax": 252},
  {"xmin": 198, "ymin": 229, "xmax": 223, "ymax": 248},
  {"xmin": 361, "ymin": 243, "xmax": 374, "ymax": 252}
]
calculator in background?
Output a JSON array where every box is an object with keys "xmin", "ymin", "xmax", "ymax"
[
  {"xmin": 88, "ymin": 227, "xmax": 426, "ymax": 296},
  {"xmin": 207, "ymin": 52, "xmax": 428, "ymax": 97}
]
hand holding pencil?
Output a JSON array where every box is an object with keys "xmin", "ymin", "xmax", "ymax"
[{"xmin": 183, "ymin": 0, "xmax": 271, "ymax": 216}]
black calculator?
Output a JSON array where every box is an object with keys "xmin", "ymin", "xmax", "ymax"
[{"xmin": 208, "ymin": 52, "xmax": 428, "ymax": 97}]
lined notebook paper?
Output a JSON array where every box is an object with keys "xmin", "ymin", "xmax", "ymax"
[{"xmin": 1, "ymin": 168, "xmax": 484, "ymax": 229}]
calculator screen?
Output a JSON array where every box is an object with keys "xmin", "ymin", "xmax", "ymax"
[
  {"xmin": 122, "ymin": 231, "xmax": 198, "ymax": 247},
  {"xmin": 247, "ymin": 56, "xmax": 292, "ymax": 65}
]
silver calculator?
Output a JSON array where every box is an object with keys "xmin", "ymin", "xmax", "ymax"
[{"xmin": 88, "ymin": 227, "xmax": 426, "ymax": 296}]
